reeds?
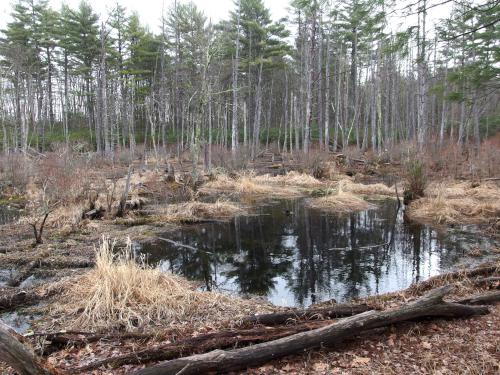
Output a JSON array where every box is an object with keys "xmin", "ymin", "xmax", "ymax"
[
  {"xmin": 408, "ymin": 181, "xmax": 500, "ymax": 224},
  {"xmin": 53, "ymin": 237, "xmax": 270, "ymax": 331},
  {"xmin": 307, "ymin": 180, "xmax": 375, "ymax": 213},
  {"xmin": 155, "ymin": 199, "xmax": 245, "ymax": 223}
]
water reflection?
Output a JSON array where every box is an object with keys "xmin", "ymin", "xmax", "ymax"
[{"xmin": 140, "ymin": 199, "xmax": 482, "ymax": 307}]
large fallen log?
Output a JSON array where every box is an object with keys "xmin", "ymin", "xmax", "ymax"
[
  {"xmin": 73, "ymin": 321, "xmax": 330, "ymax": 372},
  {"xmin": 0, "ymin": 321, "xmax": 53, "ymax": 375},
  {"xmin": 456, "ymin": 290, "xmax": 500, "ymax": 305},
  {"xmin": 131, "ymin": 285, "xmax": 489, "ymax": 375},
  {"xmin": 239, "ymin": 303, "xmax": 371, "ymax": 326},
  {"xmin": 38, "ymin": 304, "xmax": 372, "ymax": 351}
]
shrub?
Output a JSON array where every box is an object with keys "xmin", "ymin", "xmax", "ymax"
[{"xmin": 404, "ymin": 159, "xmax": 427, "ymax": 203}]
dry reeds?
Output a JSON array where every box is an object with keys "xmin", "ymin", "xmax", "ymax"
[
  {"xmin": 340, "ymin": 179, "xmax": 396, "ymax": 197},
  {"xmin": 202, "ymin": 170, "xmax": 272, "ymax": 195},
  {"xmin": 254, "ymin": 171, "xmax": 323, "ymax": 188},
  {"xmin": 201, "ymin": 170, "xmax": 300, "ymax": 196},
  {"xmin": 53, "ymin": 237, "xmax": 271, "ymax": 331},
  {"xmin": 155, "ymin": 199, "xmax": 245, "ymax": 223},
  {"xmin": 307, "ymin": 181, "xmax": 375, "ymax": 213},
  {"xmin": 408, "ymin": 181, "xmax": 500, "ymax": 225}
]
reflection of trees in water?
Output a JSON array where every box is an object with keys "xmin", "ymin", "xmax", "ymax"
[
  {"xmin": 285, "ymin": 202, "xmax": 396, "ymax": 304},
  {"xmin": 140, "ymin": 198, "xmax": 482, "ymax": 307},
  {"xmin": 223, "ymin": 215, "xmax": 293, "ymax": 295}
]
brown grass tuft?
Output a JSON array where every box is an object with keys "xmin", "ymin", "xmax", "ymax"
[
  {"xmin": 154, "ymin": 199, "xmax": 245, "ymax": 223},
  {"xmin": 201, "ymin": 170, "xmax": 303, "ymax": 197},
  {"xmin": 53, "ymin": 237, "xmax": 272, "ymax": 331},
  {"xmin": 307, "ymin": 181, "xmax": 375, "ymax": 213},
  {"xmin": 408, "ymin": 181, "xmax": 500, "ymax": 224},
  {"xmin": 340, "ymin": 179, "xmax": 396, "ymax": 197},
  {"xmin": 254, "ymin": 171, "xmax": 324, "ymax": 188}
]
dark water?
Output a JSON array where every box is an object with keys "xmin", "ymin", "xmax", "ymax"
[{"xmin": 139, "ymin": 198, "xmax": 492, "ymax": 307}]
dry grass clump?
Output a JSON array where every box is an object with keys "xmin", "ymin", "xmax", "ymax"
[
  {"xmin": 408, "ymin": 181, "xmax": 500, "ymax": 225},
  {"xmin": 306, "ymin": 179, "xmax": 393, "ymax": 213},
  {"xmin": 254, "ymin": 171, "xmax": 323, "ymax": 188},
  {"xmin": 155, "ymin": 199, "xmax": 245, "ymax": 223},
  {"xmin": 202, "ymin": 171, "xmax": 271, "ymax": 194},
  {"xmin": 54, "ymin": 238, "xmax": 268, "ymax": 331},
  {"xmin": 308, "ymin": 181, "xmax": 375, "ymax": 213},
  {"xmin": 201, "ymin": 170, "xmax": 294, "ymax": 196},
  {"xmin": 341, "ymin": 179, "xmax": 396, "ymax": 197}
]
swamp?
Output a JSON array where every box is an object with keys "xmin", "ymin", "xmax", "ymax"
[{"xmin": 0, "ymin": 0, "xmax": 499, "ymax": 374}]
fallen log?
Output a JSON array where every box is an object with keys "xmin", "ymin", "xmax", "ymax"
[
  {"xmin": 456, "ymin": 290, "xmax": 500, "ymax": 305},
  {"xmin": 0, "ymin": 321, "xmax": 53, "ymax": 375},
  {"xmin": 74, "ymin": 321, "xmax": 330, "ymax": 372},
  {"xmin": 34, "ymin": 331, "xmax": 159, "ymax": 355},
  {"xmin": 36, "ymin": 304, "xmax": 370, "ymax": 356},
  {"xmin": 130, "ymin": 285, "xmax": 488, "ymax": 375},
  {"xmin": 410, "ymin": 265, "xmax": 498, "ymax": 293},
  {"xmin": 240, "ymin": 304, "xmax": 371, "ymax": 326}
]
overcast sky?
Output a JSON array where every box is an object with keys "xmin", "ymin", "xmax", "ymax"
[
  {"xmin": 0, "ymin": 0, "xmax": 453, "ymax": 35},
  {"xmin": 0, "ymin": 0, "xmax": 290, "ymax": 31}
]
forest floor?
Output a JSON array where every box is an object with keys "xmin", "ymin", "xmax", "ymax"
[{"xmin": 0, "ymin": 148, "xmax": 499, "ymax": 374}]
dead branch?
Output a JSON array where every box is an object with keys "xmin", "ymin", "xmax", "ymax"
[
  {"xmin": 456, "ymin": 290, "xmax": 500, "ymax": 305},
  {"xmin": 239, "ymin": 304, "xmax": 371, "ymax": 326}
]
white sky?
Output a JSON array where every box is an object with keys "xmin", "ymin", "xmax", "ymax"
[
  {"xmin": 0, "ymin": 0, "xmax": 290, "ymax": 31},
  {"xmin": 0, "ymin": 0, "xmax": 453, "ymax": 35}
]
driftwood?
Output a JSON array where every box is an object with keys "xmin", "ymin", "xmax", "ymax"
[
  {"xmin": 130, "ymin": 285, "xmax": 488, "ymax": 375},
  {"xmin": 0, "ymin": 321, "xmax": 53, "ymax": 375}
]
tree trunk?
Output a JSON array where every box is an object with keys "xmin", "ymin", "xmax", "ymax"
[{"xmin": 231, "ymin": 0, "xmax": 241, "ymax": 154}]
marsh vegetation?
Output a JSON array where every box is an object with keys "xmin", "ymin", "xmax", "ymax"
[{"xmin": 0, "ymin": 0, "xmax": 499, "ymax": 373}]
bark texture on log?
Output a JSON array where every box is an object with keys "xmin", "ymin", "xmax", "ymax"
[
  {"xmin": 456, "ymin": 291, "xmax": 500, "ymax": 305},
  {"xmin": 241, "ymin": 304, "xmax": 371, "ymax": 326},
  {"xmin": 130, "ymin": 286, "xmax": 488, "ymax": 375},
  {"xmin": 0, "ymin": 321, "xmax": 53, "ymax": 375},
  {"xmin": 74, "ymin": 321, "xmax": 330, "ymax": 372}
]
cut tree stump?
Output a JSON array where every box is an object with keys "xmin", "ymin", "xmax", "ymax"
[
  {"xmin": 0, "ymin": 321, "xmax": 53, "ymax": 375},
  {"xmin": 130, "ymin": 285, "xmax": 489, "ymax": 375}
]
